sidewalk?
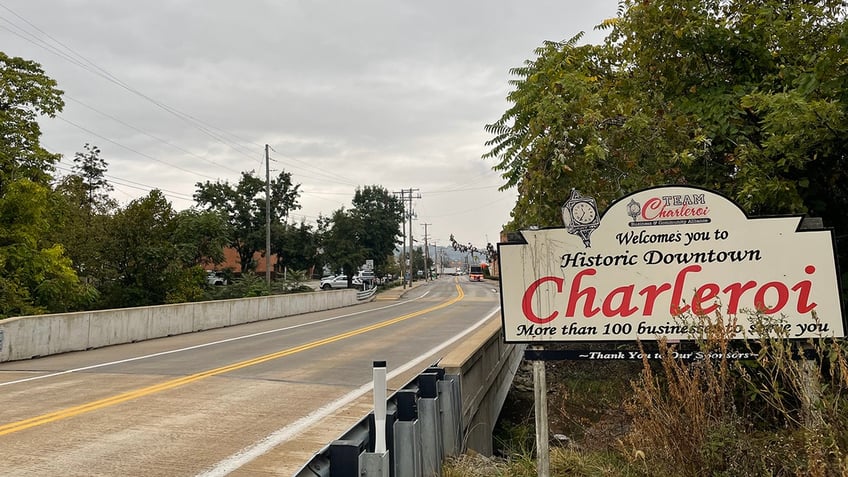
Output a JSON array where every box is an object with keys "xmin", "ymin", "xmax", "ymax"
[{"xmin": 374, "ymin": 279, "xmax": 427, "ymax": 301}]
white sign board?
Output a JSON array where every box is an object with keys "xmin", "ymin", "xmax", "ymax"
[{"xmin": 499, "ymin": 186, "xmax": 845, "ymax": 343}]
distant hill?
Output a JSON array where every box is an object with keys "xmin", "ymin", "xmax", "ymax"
[{"xmin": 395, "ymin": 245, "xmax": 488, "ymax": 267}]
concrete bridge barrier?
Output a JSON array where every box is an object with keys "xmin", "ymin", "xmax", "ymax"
[{"xmin": 0, "ymin": 290, "xmax": 359, "ymax": 363}]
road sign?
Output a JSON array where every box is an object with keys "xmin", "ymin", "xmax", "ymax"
[{"xmin": 499, "ymin": 186, "xmax": 845, "ymax": 343}]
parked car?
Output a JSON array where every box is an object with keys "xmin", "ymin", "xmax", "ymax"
[
  {"xmin": 357, "ymin": 270, "xmax": 377, "ymax": 284},
  {"xmin": 206, "ymin": 270, "xmax": 227, "ymax": 286},
  {"xmin": 320, "ymin": 275, "xmax": 362, "ymax": 290}
]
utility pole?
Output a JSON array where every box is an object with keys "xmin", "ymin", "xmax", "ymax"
[
  {"xmin": 394, "ymin": 188, "xmax": 420, "ymax": 288},
  {"xmin": 422, "ymin": 223, "xmax": 431, "ymax": 281},
  {"xmin": 432, "ymin": 240, "xmax": 438, "ymax": 278},
  {"xmin": 395, "ymin": 189, "xmax": 407, "ymax": 289},
  {"xmin": 407, "ymin": 188, "xmax": 420, "ymax": 284},
  {"xmin": 265, "ymin": 144, "xmax": 271, "ymax": 292},
  {"xmin": 408, "ymin": 196, "xmax": 414, "ymax": 283}
]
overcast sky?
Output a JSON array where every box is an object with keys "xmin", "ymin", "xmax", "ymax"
[{"xmin": 2, "ymin": 0, "xmax": 619, "ymax": 249}]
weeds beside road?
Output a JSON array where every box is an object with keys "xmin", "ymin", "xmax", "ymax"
[{"xmin": 445, "ymin": 312, "xmax": 848, "ymax": 476}]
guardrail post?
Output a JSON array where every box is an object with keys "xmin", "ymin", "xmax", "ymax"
[
  {"xmin": 362, "ymin": 361, "xmax": 390, "ymax": 477},
  {"xmin": 418, "ymin": 372, "xmax": 443, "ymax": 476},
  {"xmin": 426, "ymin": 367, "xmax": 462, "ymax": 460},
  {"xmin": 439, "ymin": 374, "xmax": 462, "ymax": 457},
  {"xmin": 329, "ymin": 440, "xmax": 361, "ymax": 477},
  {"xmin": 362, "ymin": 452, "xmax": 390, "ymax": 477},
  {"xmin": 427, "ymin": 366, "xmax": 460, "ymax": 457},
  {"xmin": 393, "ymin": 389, "xmax": 422, "ymax": 477}
]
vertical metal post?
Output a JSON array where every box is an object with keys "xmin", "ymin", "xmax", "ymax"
[
  {"xmin": 373, "ymin": 361, "xmax": 388, "ymax": 453},
  {"xmin": 439, "ymin": 374, "xmax": 462, "ymax": 457},
  {"xmin": 394, "ymin": 389, "xmax": 422, "ymax": 477},
  {"xmin": 329, "ymin": 440, "xmax": 360, "ymax": 477},
  {"xmin": 797, "ymin": 217, "xmax": 823, "ymax": 427},
  {"xmin": 418, "ymin": 372, "xmax": 442, "ymax": 476},
  {"xmin": 533, "ymin": 347, "xmax": 550, "ymax": 477}
]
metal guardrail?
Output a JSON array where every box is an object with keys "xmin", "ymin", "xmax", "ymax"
[
  {"xmin": 356, "ymin": 286, "xmax": 378, "ymax": 301},
  {"xmin": 294, "ymin": 365, "xmax": 462, "ymax": 477}
]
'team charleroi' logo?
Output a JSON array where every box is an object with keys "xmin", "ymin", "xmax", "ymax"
[
  {"xmin": 498, "ymin": 186, "xmax": 846, "ymax": 344},
  {"xmin": 625, "ymin": 192, "xmax": 711, "ymax": 227}
]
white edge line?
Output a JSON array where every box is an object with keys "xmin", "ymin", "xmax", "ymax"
[
  {"xmin": 196, "ymin": 307, "xmax": 502, "ymax": 477},
  {"xmin": 0, "ymin": 291, "xmax": 431, "ymax": 387}
]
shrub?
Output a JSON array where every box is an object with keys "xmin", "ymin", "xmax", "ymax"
[{"xmin": 622, "ymin": 311, "xmax": 848, "ymax": 476}]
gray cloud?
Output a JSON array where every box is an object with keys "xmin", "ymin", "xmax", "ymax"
[{"xmin": 4, "ymin": 0, "xmax": 618, "ymax": 245}]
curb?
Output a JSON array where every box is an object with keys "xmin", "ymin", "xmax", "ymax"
[{"xmin": 374, "ymin": 281, "xmax": 427, "ymax": 301}]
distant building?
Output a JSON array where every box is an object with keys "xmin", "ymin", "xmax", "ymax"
[{"xmin": 205, "ymin": 247, "xmax": 279, "ymax": 275}]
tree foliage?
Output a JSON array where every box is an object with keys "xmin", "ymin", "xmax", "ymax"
[
  {"xmin": 322, "ymin": 208, "xmax": 366, "ymax": 286},
  {"xmin": 51, "ymin": 145, "xmax": 117, "ymax": 283},
  {"xmin": 97, "ymin": 190, "xmax": 221, "ymax": 307},
  {"xmin": 0, "ymin": 52, "xmax": 97, "ymax": 317},
  {"xmin": 98, "ymin": 190, "xmax": 177, "ymax": 307},
  {"xmin": 194, "ymin": 170, "xmax": 301, "ymax": 273},
  {"xmin": 350, "ymin": 185, "xmax": 404, "ymax": 275},
  {"xmin": 72, "ymin": 143, "xmax": 113, "ymax": 213},
  {"xmin": 0, "ymin": 180, "xmax": 94, "ymax": 317},
  {"xmin": 170, "ymin": 208, "xmax": 230, "ymax": 268},
  {"xmin": 485, "ymin": 0, "xmax": 848, "ymax": 282},
  {"xmin": 273, "ymin": 219, "xmax": 320, "ymax": 275},
  {"xmin": 0, "ymin": 51, "xmax": 64, "ymax": 189}
]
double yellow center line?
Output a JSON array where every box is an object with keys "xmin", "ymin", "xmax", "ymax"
[{"xmin": 0, "ymin": 284, "xmax": 464, "ymax": 436}]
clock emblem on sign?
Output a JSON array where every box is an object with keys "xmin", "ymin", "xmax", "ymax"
[
  {"xmin": 561, "ymin": 189, "xmax": 600, "ymax": 247},
  {"xmin": 626, "ymin": 198, "xmax": 641, "ymax": 222}
]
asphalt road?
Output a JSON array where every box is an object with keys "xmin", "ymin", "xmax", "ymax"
[{"xmin": 0, "ymin": 276, "xmax": 501, "ymax": 476}]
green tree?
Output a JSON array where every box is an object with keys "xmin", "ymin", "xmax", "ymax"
[
  {"xmin": 71, "ymin": 143, "xmax": 113, "ymax": 213},
  {"xmin": 194, "ymin": 170, "xmax": 301, "ymax": 274},
  {"xmin": 50, "ymin": 174, "xmax": 113, "ymax": 283},
  {"xmin": 0, "ymin": 180, "xmax": 94, "ymax": 317},
  {"xmin": 99, "ymin": 190, "xmax": 176, "ymax": 307},
  {"xmin": 98, "ymin": 190, "xmax": 213, "ymax": 307},
  {"xmin": 0, "ymin": 51, "xmax": 64, "ymax": 189},
  {"xmin": 0, "ymin": 52, "xmax": 94, "ymax": 316},
  {"xmin": 410, "ymin": 246, "xmax": 431, "ymax": 278},
  {"xmin": 485, "ymin": 0, "xmax": 848, "ymax": 282},
  {"xmin": 51, "ymin": 144, "xmax": 116, "ymax": 283},
  {"xmin": 322, "ymin": 208, "xmax": 365, "ymax": 287},
  {"xmin": 170, "ymin": 208, "xmax": 230, "ymax": 268},
  {"xmin": 273, "ymin": 219, "xmax": 319, "ymax": 276},
  {"xmin": 350, "ymin": 185, "xmax": 404, "ymax": 276}
]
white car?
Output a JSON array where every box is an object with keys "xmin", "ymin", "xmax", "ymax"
[
  {"xmin": 206, "ymin": 271, "xmax": 227, "ymax": 286},
  {"xmin": 320, "ymin": 275, "xmax": 362, "ymax": 290}
]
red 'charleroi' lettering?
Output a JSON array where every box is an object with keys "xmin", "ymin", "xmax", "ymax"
[
  {"xmin": 520, "ymin": 265, "xmax": 818, "ymax": 322},
  {"xmin": 642, "ymin": 197, "xmax": 709, "ymax": 221},
  {"xmin": 521, "ymin": 276, "xmax": 563, "ymax": 324}
]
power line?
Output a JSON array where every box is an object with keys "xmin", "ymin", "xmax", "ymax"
[
  {"xmin": 269, "ymin": 151, "xmax": 359, "ymax": 187},
  {"xmin": 0, "ymin": 3, "xmax": 262, "ymax": 161},
  {"xmin": 64, "ymin": 96, "xmax": 243, "ymax": 175},
  {"xmin": 55, "ymin": 116, "xmax": 224, "ymax": 181},
  {"xmin": 53, "ymin": 162, "xmax": 195, "ymax": 202}
]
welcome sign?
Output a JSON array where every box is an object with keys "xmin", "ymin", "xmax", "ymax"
[{"xmin": 499, "ymin": 186, "xmax": 846, "ymax": 343}]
